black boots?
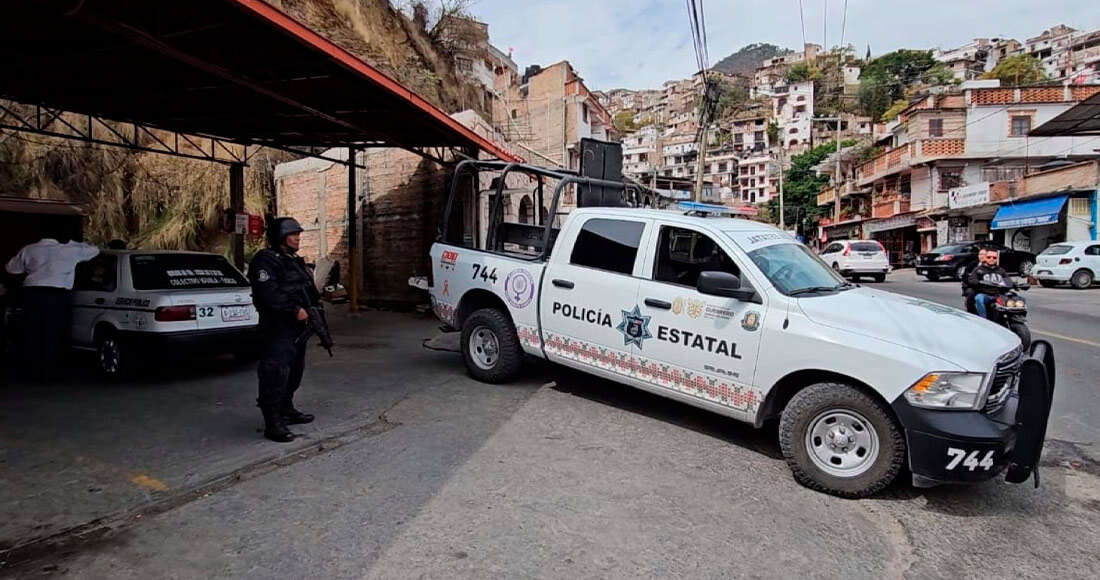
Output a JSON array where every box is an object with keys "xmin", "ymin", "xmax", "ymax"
[
  {"xmin": 282, "ymin": 403, "xmax": 314, "ymax": 425},
  {"xmin": 262, "ymin": 408, "xmax": 295, "ymax": 442}
]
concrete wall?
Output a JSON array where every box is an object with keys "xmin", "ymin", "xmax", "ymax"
[{"xmin": 965, "ymin": 103, "xmax": 1095, "ymax": 158}]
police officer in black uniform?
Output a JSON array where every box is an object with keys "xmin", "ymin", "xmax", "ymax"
[{"xmin": 249, "ymin": 217, "xmax": 320, "ymax": 442}]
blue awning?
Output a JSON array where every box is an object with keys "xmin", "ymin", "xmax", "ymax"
[{"xmin": 991, "ymin": 195, "xmax": 1068, "ymax": 230}]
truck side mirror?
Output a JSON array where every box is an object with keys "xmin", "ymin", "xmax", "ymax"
[{"xmin": 697, "ymin": 271, "xmax": 761, "ymax": 303}]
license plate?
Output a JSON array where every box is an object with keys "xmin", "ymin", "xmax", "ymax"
[{"xmin": 221, "ymin": 305, "xmax": 250, "ymax": 322}]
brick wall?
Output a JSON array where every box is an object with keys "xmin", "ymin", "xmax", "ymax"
[{"xmin": 276, "ymin": 147, "xmax": 456, "ymax": 307}]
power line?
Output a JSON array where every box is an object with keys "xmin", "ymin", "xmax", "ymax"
[
  {"xmin": 797, "ymin": 0, "xmax": 807, "ymax": 48},
  {"xmin": 823, "ymin": 0, "xmax": 828, "ymax": 51},
  {"xmin": 839, "ymin": 0, "xmax": 849, "ymax": 49}
]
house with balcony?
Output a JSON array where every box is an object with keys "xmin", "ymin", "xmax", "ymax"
[
  {"xmin": 815, "ymin": 146, "xmax": 873, "ymax": 242},
  {"xmin": 854, "ymin": 82, "xmax": 1100, "ymax": 257},
  {"xmin": 622, "ymin": 125, "xmax": 660, "ymax": 177}
]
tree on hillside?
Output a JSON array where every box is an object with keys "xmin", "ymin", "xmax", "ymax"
[
  {"xmin": 981, "ymin": 54, "xmax": 1047, "ymax": 86},
  {"xmin": 613, "ymin": 110, "xmax": 638, "ymax": 133},
  {"xmin": 714, "ymin": 76, "xmax": 752, "ymax": 118},
  {"xmin": 785, "ymin": 61, "xmax": 821, "ymax": 84},
  {"xmin": 857, "ymin": 49, "xmax": 952, "ymax": 120},
  {"xmin": 765, "ymin": 140, "xmax": 858, "ymax": 234},
  {"xmin": 879, "ymin": 99, "xmax": 910, "ymax": 122}
]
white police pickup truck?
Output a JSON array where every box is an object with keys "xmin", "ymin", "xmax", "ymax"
[
  {"xmin": 424, "ymin": 161, "xmax": 1055, "ymax": 498},
  {"xmin": 70, "ymin": 250, "xmax": 257, "ymax": 377}
]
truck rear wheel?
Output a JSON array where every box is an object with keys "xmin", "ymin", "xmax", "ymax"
[
  {"xmin": 779, "ymin": 382, "xmax": 905, "ymax": 498},
  {"xmin": 461, "ymin": 308, "xmax": 523, "ymax": 383}
]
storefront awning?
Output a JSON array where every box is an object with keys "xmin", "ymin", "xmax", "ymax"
[{"xmin": 991, "ymin": 195, "xmax": 1068, "ymax": 230}]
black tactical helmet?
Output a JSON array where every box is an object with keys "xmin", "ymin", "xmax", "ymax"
[{"xmin": 267, "ymin": 217, "xmax": 304, "ymax": 247}]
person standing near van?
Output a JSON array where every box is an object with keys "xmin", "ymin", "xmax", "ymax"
[{"xmin": 5, "ymin": 236, "xmax": 99, "ymax": 380}]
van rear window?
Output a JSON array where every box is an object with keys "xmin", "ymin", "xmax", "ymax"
[{"xmin": 130, "ymin": 254, "xmax": 248, "ymax": 290}]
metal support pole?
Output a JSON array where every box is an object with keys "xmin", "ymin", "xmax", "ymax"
[
  {"xmin": 229, "ymin": 163, "xmax": 245, "ymax": 271},
  {"xmin": 778, "ymin": 148, "xmax": 785, "ymax": 229},
  {"xmin": 347, "ymin": 146, "xmax": 360, "ymax": 313},
  {"xmin": 694, "ymin": 124, "xmax": 708, "ymax": 203},
  {"xmin": 835, "ymin": 119, "xmax": 842, "ymax": 224}
]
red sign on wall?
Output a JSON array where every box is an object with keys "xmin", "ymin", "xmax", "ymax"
[{"xmin": 248, "ymin": 214, "xmax": 264, "ymax": 237}]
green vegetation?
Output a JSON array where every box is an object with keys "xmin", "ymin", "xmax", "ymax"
[
  {"xmin": 981, "ymin": 54, "xmax": 1047, "ymax": 85},
  {"xmin": 879, "ymin": 99, "xmax": 910, "ymax": 122},
  {"xmin": 765, "ymin": 139, "xmax": 858, "ymax": 234},
  {"xmin": 613, "ymin": 110, "xmax": 639, "ymax": 132},
  {"xmin": 856, "ymin": 49, "xmax": 955, "ymax": 121},
  {"xmin": 785, "ymin": 61, "xmax": 821, "ymax": 84},
  {"xmin": 712, "ymin": 43, "xmax": 792, "ymax": 76}
]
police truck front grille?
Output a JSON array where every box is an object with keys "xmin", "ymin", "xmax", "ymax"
[{"xmin": 985, "ymin": 349, "xmax": 1022, "ymax": 414}]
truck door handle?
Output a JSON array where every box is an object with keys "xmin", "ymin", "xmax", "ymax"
[
  {"xmin": 95, "ymin": 298, "xmax": 105, "ymax": 305},
  {"xmin": 644, "ymin": 298, "xmax": 671, "ymax": 310},
  {"xmin": 552, "ymin": 279, "xmax": 574, "ymax": 289}
]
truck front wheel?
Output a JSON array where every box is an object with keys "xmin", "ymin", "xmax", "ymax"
[
  {"xmin": 779, "ymin": 383, "xmax": 906, "ymax": 498},
  {"xmin": 461, "ymin": 308, "xmax": 523, "ymax": 383}
]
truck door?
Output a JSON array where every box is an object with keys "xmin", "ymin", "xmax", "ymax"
[
  {"xmin": 633, "ymin": 225, "xmax": 765, "ymax": 418},
  {"xmin": 539, "ymin": 216, "xmax": 652, "ymax": 374}
]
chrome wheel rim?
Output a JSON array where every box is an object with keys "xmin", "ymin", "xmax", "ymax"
[
  {"xmin": 956, "ymin": 265, "xmax": 967, "ymax": 279},
  {"xmin": 1019, "ymin": 261, "xmax": 1033, "ymax": 275},
  {"xmin": 805, "ymin": 409, "xmax": 880, "ymax": 478},
  {"xmin": 468, "ymin": 325, "xmax": 499, "ymax": 370},
  {"xmin": 99, "ymin": 339, "xmax": 120, "ymax": 375}
]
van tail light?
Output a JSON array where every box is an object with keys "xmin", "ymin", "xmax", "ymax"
[
  {"xmin": 935, "ymin": 254, "xmax": 954, "ymax": 262},
  {"xmin": 842, "ymin": 245, "xmax": 851, "ymax": 256},
  {"xmin": 1059, "ymin": 258, "xmax": 1072, "ymax": 265},
  {"xmin": 155, "ymin": 305, "xmax": 196, "ymax": 321}
]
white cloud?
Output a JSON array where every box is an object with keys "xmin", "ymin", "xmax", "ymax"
[{"xmin": 470, "ymin": 0, "xmax": 1100, "ymax": 90}]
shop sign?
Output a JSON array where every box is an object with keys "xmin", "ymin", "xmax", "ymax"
[
  {"xmin": 656, "ymin": 187, "xmax": 692, "ymax": 200},
  {"xmin": 865, "ymin": 214, "xmax": 917, "ymax": 234},
  {"xmin": 948, "ymin": 183, "xmax": 990, "ymax": 209}
]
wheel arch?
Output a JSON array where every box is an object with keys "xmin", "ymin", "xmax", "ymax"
[
  {"xmin": 454, "ymin": 289, "xmax": 512, "ymax": 329},
  {"xmin": 93, "ymin": 320, "xmax": 119, "ymax": 342},
  {"xmin": 756, "ymin": 368, "xmax": 895, "ymax": 427}
]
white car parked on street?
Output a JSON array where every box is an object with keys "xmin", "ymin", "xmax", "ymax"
[
  {"xmin": 819, "ymin": 240, "xmax": 890, "ymax": 282},
  {"xmin": 1033, "ymin": 241, "xmax": 1099, "ymax": 289},
  {"xmin": 71, "ymin": 250, "xmax": 258, "ymax": 377}
]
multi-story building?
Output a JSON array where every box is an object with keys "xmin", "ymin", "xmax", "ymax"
[
  {"xmin": 768, "ymin": 81, "xmax": 814, "ymax": 152},
  {"xmin": 845, "ymin": 82, "xmax": 1100, "ymax": 261},
  {"xmin": 622, "ymin": 125, "xmax": 661, "ymax": 177},
  {"xmin": 661, "ymin": 132, "xmax": 699, "ymax": 179},
  {"xmin": 737, "ymin": 153, "xmax": 776, "ymax": 204},
  {"xmin": 934, "ymin": 37, "xmax": 1023, "ymax": 81},
  {"xmin": 493, "ymin": 60, "xmax": 613, "ymax": 172},
  {"xmin": 752, "ymin": 43, "xmax": 821, "ymax": 96},
  {"xmin": 702, "ymin": 146, "xmax": 739, "ymax": 190},
  {"xmin": 1025, "ymin": 25, "xmax": 1100, "ymax": 84},
  {"xmin": 809, "ymin": 113, "xmax": 873, "ymax": 145},
  {"xmin": 728, "ymin": 113, "xmax": 770, "ymax": 154}
]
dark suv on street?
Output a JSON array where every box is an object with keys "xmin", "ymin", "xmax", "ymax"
[{"xmin": 916, "ymin": 241, "xmax": 1036, "ymax": 281}]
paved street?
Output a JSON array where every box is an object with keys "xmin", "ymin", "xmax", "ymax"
[
  {"xmin": 3, "ymin": 276, "xmax": 1099, "ymax": 579},
  {"xmin": 865, "ymin": 268, "xmax": 1100, "ymax": 445}
]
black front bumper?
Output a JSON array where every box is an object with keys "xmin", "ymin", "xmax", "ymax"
[
  {"xmin": 914, "ymin": 263, "xmax": 957, "ymax": 277},
  {"xmin": 892, "ymin": 341, "xmax": 1056, "ymax": 487}
]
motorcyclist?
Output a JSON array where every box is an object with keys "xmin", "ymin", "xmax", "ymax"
[
  {"xmin": 248, "ymin": 217, "xmax": 321, "ymax": 442},
  {"xmin": 966, "ymin": 248, "xmax": 1011, "ymax": 320}
]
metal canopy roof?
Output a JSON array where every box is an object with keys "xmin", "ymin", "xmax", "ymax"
[
  {"xmin": 0, "ymin": 0, "xmax": 519, "ymax": 161},
  {"xmin": 1030, "ymin": 91, "xmax": 1100, "ymax": 137}
]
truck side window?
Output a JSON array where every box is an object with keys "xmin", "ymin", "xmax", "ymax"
[
  {"xmin": 653, "ymin": 226, "xmax": 740, "ymax": 288},
  {"xmin": 569, "ymin": 218, "xmax": 645, "ymax": 275},
  {"xmin": 74, "ymin": 254, "xmax": 117, "ymax": 292}
]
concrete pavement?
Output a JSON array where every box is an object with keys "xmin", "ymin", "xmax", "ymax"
[{"xmin": 3, "ymin": 275, "xmax": 1099, "ymax": 578}]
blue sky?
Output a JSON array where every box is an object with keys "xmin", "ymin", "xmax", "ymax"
[{"xmin": 468, "ymin": 0, "xmax": 1100, "ymax": 91}]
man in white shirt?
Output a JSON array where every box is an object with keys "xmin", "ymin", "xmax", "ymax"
[{"xmin": 6, "ymin": 236, "xmax": 100, "ymax": 380}]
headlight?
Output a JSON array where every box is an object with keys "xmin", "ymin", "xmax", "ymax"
[{"xmin": 904, "ymin": 372, "xmax": 987, "ymax": 410}]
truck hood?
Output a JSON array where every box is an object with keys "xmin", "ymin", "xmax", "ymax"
[{"xmin": 796, "ymin": 287, "xmax": 1020, "ymax": 372}]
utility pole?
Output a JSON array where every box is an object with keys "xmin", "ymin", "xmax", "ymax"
[
  {"xmin": 694, "ymin": 123, "xmax": 708, "ymax": 202},
  {"xmin": 777, "ymin": 148, "xmax": 785, "ymax": 229}
]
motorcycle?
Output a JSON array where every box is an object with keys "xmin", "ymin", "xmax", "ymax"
[{"xmin": 967, "ymin": 277, "xmax": 1032, "ymax": 349}]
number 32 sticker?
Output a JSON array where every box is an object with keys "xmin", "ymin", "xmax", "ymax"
[{"xmin": 946, "ymin": 447, "xmax": 995, "ymax": 471}]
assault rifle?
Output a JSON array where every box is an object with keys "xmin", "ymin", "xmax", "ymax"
[{"xmin": 295, "ymin": 289, "xmax": 334, "ymax": 357}]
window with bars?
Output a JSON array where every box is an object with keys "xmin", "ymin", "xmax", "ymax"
[
  {"xmin": 1010, "ymin": 115, "xmax": 1031, "ymax": 137},
  {"xmin": 938, "ymin": 168, "xmax": 964, "ymax": 192},
  {"xmin": 929, "ymin": 118, "xmax": 944, "ymax": 138}
]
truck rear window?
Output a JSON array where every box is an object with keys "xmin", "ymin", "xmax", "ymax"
[
  {"xmin": 130, "ymin": 254, "xmax": 248, "ymax": 290},
  {"xmin": 1040, "ymin": 245, "xmax": 1072, "ymax": 255},
  {"xmin": 570, "ymin": 218, "xmax": 645, "ymax": 275}
]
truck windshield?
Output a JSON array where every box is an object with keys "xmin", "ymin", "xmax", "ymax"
[{"xmin": 745, "ymin": 243, "xmax": 849, "ymax": 296}]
